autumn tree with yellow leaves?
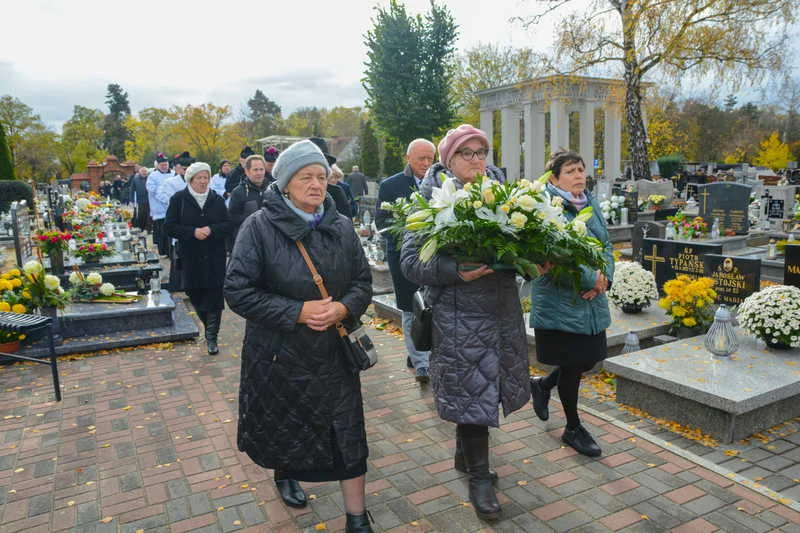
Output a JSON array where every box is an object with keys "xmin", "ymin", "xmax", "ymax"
[
  {"xmin": 753, "ymin": 132, "xmax": 792, "ymax": 170},
  {"xmin": 516, "ymin": 0, "xmax": 796, "ymax": 180}
]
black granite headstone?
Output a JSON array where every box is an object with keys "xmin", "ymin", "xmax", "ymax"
[
  {"xmin": 768, "ymin": 198, "xmax": 786, "ymax": 220},
  {"xmin": 641, "ymin": 238, "xmax": 723, "ymax": 292},
  {"xmin": 697, "ymin": 182, "xmax": 751, "ymax": 235},
  {"xmin": 654, "ymin": 208, "xmax": 679, "ymax": 221},
  {"xmin": 631, "ymin": 221, "xmax": 665, "ymax": 263},
  {"xmin": 10, "ymin": 201, "xmax": 35, "ymax": 267},
  {"xmin": 784, "ymin": 244, "xmax": 800, "ymax": 288},
  {"xmin": 624, "ymin": 189, "xmax": 638, "ymax": 225},
  {"xmin": 703, "ymin": 254, "xmax": 760, "ymax": 306}
]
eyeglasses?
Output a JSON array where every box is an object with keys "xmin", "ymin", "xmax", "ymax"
[{"xmin": 456, "ymin": 148, "xmax": 488, "ymax": 161}]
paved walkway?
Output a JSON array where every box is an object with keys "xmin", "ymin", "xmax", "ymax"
[{"xmin": 1, "ymin": 307, "xmax": 800, "ymax": 532}]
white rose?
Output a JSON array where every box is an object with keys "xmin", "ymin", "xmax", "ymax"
[
  {"xmin": 23, "ymin": 260, "xmax": 43, "ymax": 275},
  {"xmin": 517, "ymin": 195, "xmax": 536, "ymax": 212},
  {"xmin": 571, "ymin": 219, "xmax": 587, "ymax": 235},
  {"xmin": 68, "ymin": 271, "xmax": 81, "ymax": 285},
  {"xmin": 44, "ymin": 275, "xmax": 61, "ymax": 290},
  {"xmin": 99, "ymin": 283, "xmax": 115, "ymax": 296},
  {"xmin": 86, "ymin": 272, "xmax": 103, "ymax": 285},
  {"xmin": 509, "ymin": 212, "xmax": 528, "ymax": 229}
]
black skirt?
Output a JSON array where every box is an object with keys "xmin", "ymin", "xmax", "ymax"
[
  {"xmin": 186, "ymin": 287, "xmax": 224, "ymax": 313},
  {"xmin": 534, "ymin": 328, "xmax": 607, "ymax": 366}
]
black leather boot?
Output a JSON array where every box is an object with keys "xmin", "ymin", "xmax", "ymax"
[
  {"xmin": 454, "ymin": 436, "xmax": 498, "ymax": 484},
  {"xmin": 205, "ymin": 310, "xmax": 221, "ymax": 355},
  {"xmin": 274, "ymin": 471, "xmax": 307, "ymax": 508},
  {"xmin": 345, "ymin": 511, "xmax": 374, "ymax": 533},
  {"xmin": 530, "ymin": 376, "xmax": 551, "ymax": 421},
  {"xmin": 460, "ymin": 435, "xmax": 502, "ymax": 520}
]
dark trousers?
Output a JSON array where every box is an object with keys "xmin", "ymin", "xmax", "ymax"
[{"xmin": 135, "ymin": 203, "xmax": 151, "ymax": 232}]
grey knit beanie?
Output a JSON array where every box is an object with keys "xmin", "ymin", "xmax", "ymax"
[{"xmin": 272, "ymin": 140, "xmax": 330, "ymax": 191}]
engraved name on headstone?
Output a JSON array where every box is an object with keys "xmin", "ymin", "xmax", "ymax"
[
  {"xmin": 642, "ymin": 238, "xmax": 723, "ymax": 291},
  {"xmin": 703, "ymin": 254, "xmax": 760, "ymax": 306},
  {"xmin": 697, "ymin": 182, "xmax": 751, "ymax": 235}
]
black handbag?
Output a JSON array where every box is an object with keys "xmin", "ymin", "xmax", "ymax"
[
  {"xmin": 296, "ymin": 241, "xmax": 378, "ymax": 372},
  {"xmin": 411, "ymin": 288, "xmax": 432, "ymax": 351}
]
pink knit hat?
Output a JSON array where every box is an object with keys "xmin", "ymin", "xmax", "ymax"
[{"xmin": 437, "ymin": 124, "xmax": 490, "ymax": 166}]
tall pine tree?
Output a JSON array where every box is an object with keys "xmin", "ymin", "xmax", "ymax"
[
  {"xmin": 102, "ymin": 83, "xmax": 131, "ymax": 159},
  {"xmin": 0, "ymin": 121, "xmax": 15, "ymax": 180},
  {"xmin": 358, "ymin": 119, "xmax": 380, "ymax": 178}
]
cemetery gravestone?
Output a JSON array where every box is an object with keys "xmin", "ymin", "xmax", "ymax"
[
  {"xmin": 10, "ymin": 201, "xmax": 35, "ymax": 267},
  {"xmin": 784, "ymin": 244, "xmax": 800, "ymax": 289},
  {"xmin": 637, "ymin": 179, "xmax": 674, "ymax": 205},
  {"xmin": 631, "ymin": 221, "xmax": 665, "ymax": 262},
  {"xmin": 642, "ymin": 238, "xmax": 723, "ymax": 291},
  {"xmin": 765, "ymin": 186, "xmax": 796, "ymax": 221},
  {"xmin": 624, "ymin": 187, "xmax": 638, "ymax": 225},
  {"xmin": 703, "ymin": 254, "xmax": 761, "ymax": 306},
  {"xmin": 697, "ymin": 182, "xmax": 751, "ymax": 235}
]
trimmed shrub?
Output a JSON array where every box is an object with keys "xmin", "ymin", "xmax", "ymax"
[
  {"xmin": 0, "ymin": 180, "xmax": 33, "ymax": 213},
  {"xmin": 0, "ymin": 122, "xmax": 14, "ymax": 181},
  {"xmin": 657, "ymin": 155, "xmax": 683, "ymax": 180}
]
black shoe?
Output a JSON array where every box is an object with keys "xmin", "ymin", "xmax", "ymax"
[
  {"xmin": 530, "ymin": 376, "xmax": 550, "ymax": 421},
  {"xmin": 415, "ymin": 366, "xmax": 429, "ymax": 384},
  {"xmin": 460, "ymin": 434, "xmax": 502, "ymax": 520},
  {"xmin": 562, "ymin": 425, "xmax": 602, "ymax": 457},
  {"xmin": 207, "ymin": 339, "xmax": 219, "ymax": 355},
  {"xmin": 345, "ymin": 511, "xmax": 375, "ymax": 533},
  {"xmin": 274, "ymin": 474, "xmax": 307, "ymax": 508},
  {"xmin": 406, "ymin": 356, "xmax": 413, "ymax": 368},
  {"xmin": 205, "ymin": 310, "xmax": 221, "ymax": 355}
]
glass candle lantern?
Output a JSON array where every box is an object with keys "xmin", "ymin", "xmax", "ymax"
[{"xmin": 704, "ymin": 304, "xmax": 738, "ymax": 356}]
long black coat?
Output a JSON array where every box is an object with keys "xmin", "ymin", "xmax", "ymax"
[
  {"xmin": 376, "ymin": 167, "xmax": 421, "ymax": 311},
  {"xmin": 225, "ymin": 187, "xmax": 372, "ymax": 473},
  {"xmin": 164, "ymin": 188, "xmax": 232, "ymax": 290}
]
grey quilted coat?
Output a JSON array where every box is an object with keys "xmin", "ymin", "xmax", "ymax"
[
  {"xmin": 400, "ymin": 233, "xmax": 530, "ymax": 426},
  {"xmin": 224, "ymin": 186, "xmax": 372, "ymax": 473}
]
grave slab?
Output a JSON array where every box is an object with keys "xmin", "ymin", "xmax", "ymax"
[
  {"xmin": 59, "ymin": 292, "xmax": 176, "ymax": 337},
  {"xmin": 605, "ymin": 329, "xmax": 800, "ymax": 443}
]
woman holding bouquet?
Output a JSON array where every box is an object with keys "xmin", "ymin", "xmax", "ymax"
[
  {"xmin": 529, "ymin": 150, "xmax": 615, "ymax": 457},
  {"xmin": 401, "ymin": 125, "xmax": 530, "ymax": 521}
]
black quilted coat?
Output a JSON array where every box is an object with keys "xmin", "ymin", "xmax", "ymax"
[
  {"xmin": 400, "ymin": 233, "xmax": 530, "ymax": 427},
  {"xmin": 225, "ymin": 186, "xmax": 372, "ymax": 473}
]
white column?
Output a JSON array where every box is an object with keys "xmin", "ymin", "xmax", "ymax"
[
  {"xmin": 501, "ymin": 106, "xmax": 521, "ymax": 181},
  {"xmin": 524, "ymin": 102, "xmax": 546, "ymax": 180},
  {"xmin": 480, "ymin": 109, "xmax": 494, "ymax": 165},
  {"xmin": 604, "ymin": 104, "xmax": 622, "ymax": 180},
  {"xmin": 579, "ymin": 101, "xmax": 595, "ymax": 173},
  {"xmin": 549, "ymin": 99, "xmax": 569, "ymax": 152}
]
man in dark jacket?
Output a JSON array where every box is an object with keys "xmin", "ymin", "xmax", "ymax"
[
  {"xmin": 307, "ymin": 137, "xmax": 352, "ymax": 218},
  {"xmin": 346, "ymin": 166, "xmax": 368, "ymax": 198},
  {"xmin": 129, "ymin": 166, "xmax": 151, "ymax": 231},
  {"xmin": 224, "ymin": 146, "xmax": 254, "ymax": 198},
  {"xmin": 228, "ymin": 154, "xmax": 268, "ymax": 245},
  {"xmin": 375, "ymin": 138, "xmax": 435, "ymax": 382}
]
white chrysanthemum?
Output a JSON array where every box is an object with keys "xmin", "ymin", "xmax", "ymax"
[
  {"xmin": 86, "ymin": 272, "xmax": 103, "ymax": 285},
  {"xmin": 738, "ymin": 285, "xmax": 800, "ymax": 346},
  {"xmin": 607, "ymin": 261, "xmax": 659, "ymax": 307},
  {"xmin": 99, "ymin": 283, "xmax": 115, "ymax": 296},
  {"xmin": 68, "ymin": 271, "xmax": 81, "ymax": 285},
  {"xmin": 44, "ymin": 275, "xmax": 61, "ymax": 290}
]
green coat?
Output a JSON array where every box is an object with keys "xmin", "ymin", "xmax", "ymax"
[{"xmin": 529, "ymin": 189, "xmax": 615, "ymax": 336}]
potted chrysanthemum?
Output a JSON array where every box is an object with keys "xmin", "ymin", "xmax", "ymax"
[
  {"xmin": 658, "ymin": 275, "xmax": 717, "ymax": 337},
  {"xmin": 738, "ymin": 285, "xmax": 800, "ymax": 350},
  {"xmin": 607, "ymin": 261, "xmax": 659, "ymax": 313}
]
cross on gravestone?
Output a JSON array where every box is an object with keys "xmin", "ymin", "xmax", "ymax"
[
  {"xmin": 10, "ymin": 201, "xmax": 35, "ymax": 267},
  {"xmin": 642, "ymin": 238, "xmax": 723, "ymax": 292},
  {"xmin": 632, "ymin": 221, "xmax": 665, "ymax": 262},
  {"xmin": 697, "ymin": 182, "xmax": 751, "ymax": 235},
  {"xmin": 784, "ymin": 244, "xmax": 800, "ymax": 289},
  {"xmin": 703, "ymin": 254, "xmax": 761, "ymax": 307}
]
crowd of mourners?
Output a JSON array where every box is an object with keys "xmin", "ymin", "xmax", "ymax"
[{"xmin": 121, "ymin": 127, "xmax": 612, "ymax": 532}]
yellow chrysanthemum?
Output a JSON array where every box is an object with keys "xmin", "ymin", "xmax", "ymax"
[
  {"xmin": 10, "ymin": 278, "xmax": 21, "ymax": 288},
  {"xmin": 21, "ymin": 290, "xmax": 30, "ymax": 299},
  {"xmin": 0, "ymin": 302, "xmax": 10, "ymax": 312},
  {"xmin": 671, "ymin": 306, "xmax": 688, "ymax": 317},
  {"xmin": 11, "ymin": 304, "xmax": 26, "ymax": 314},
  {"xmin": 682, "ymin": 317, "xmax": 697, "ymax": 327},
  {"xmin": 8, "ymin": 269, "xmax": 20, "ymax": 277}
]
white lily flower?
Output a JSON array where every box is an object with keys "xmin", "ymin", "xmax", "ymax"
[{"xmin": 431, "ymin": 178, "xmax": 469, "ymax": 227}]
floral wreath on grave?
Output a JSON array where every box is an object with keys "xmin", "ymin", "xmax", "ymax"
[
  {"xmin": 67, "ymin": 270, "xmax": 138, "ymax": 303},
  {"xmin": 658, "ymin": 275, "xmax": 717, "ymax": 333},
  {"xmin": 666, "ymin": 211, "xmax": 708, "ymax": 239},
  {"xmin": 380, "ymin": 171, "xmax": 606, "ymax": 289},
  {"xmin": 607, "ymin": 261, "xmax": 659, "ymax": 309},
  {"xmin": 74, "ymin": 242, "xmax": 113, "ymax": 262},
  {"xmin": 738, "ymin": 285, "xmax": 800, "ymax": 349},
  {"xmin": 34, "ymin": 230, "xmax": 73, "ymax": 255}
]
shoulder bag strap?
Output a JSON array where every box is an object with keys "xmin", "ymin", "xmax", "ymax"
[{"xmin": 295, "ymin": 241, "xmax": 348, "ymax": 338}]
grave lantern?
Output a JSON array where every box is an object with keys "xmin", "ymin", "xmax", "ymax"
[{"xmin": 704, "ymin": 304, "xmax": 738, "ymax": 357}]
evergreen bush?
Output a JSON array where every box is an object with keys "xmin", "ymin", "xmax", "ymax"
[
  {"xmin": 0, "ymin": 121, "xmax": 14, "ymax": 181},
  {"xmin": 0, "ymin": 181, "xmax": 33, "ymax": 213},
  {"xmin": 657, "ymin": 155, "xmax": 683, "ymax": 180}
]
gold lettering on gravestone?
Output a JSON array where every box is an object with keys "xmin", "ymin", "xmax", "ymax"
[
  {"xmin": 712, "ymin": 259, "xmax": 748, "ymax": 304},
  {"xmin": 668, "ymin": 247, "xmax": 705, "ymax": 276},
  {"xmin": 789, "ymin": 265, "xmax": 800, "ymax": 275},
  {"xmin": 644, "ymin": 244, "xmax": 666, "ymax": 274}
]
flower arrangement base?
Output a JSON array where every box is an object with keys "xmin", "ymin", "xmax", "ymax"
[
  {"xmin": 766, "ymin": 340, "xmax": 793, "ymax": 350},
  {"xmin": 0, "ymin": 340, "xmax": 20, "ymax": 353},
  {"xmin": 621, "ymin": 303, "xmax": 644, "ymax": 314},
  {"xmin": 675, "ymin": 326, "xmax": 702, "ymax": 339}
]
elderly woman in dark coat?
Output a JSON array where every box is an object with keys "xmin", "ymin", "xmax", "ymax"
[
  {"xmin": 224, "ymin": 140, "xmax": 374, "ymax": 533},
  {"xmin": 164, "ymin": 162, "xmax": 232, "ymax": 355},
  {"xmin": 401, "ymin": 124, "xmax": 530, "ymax": 521}
]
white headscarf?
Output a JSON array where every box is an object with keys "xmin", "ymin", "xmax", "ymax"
[{"xmin": 185, "ymin": 162, "xmax": 211, "ymax": 209}]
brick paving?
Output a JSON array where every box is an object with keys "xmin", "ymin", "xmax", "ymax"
[{"xmin": 0, "ymin": 307, "xmax": 800, "ymax": 532}]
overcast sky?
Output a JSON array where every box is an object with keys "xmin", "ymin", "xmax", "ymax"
[{"xmin": 1, "ymin": 0, "xmax": 556, "ymax": 130}]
